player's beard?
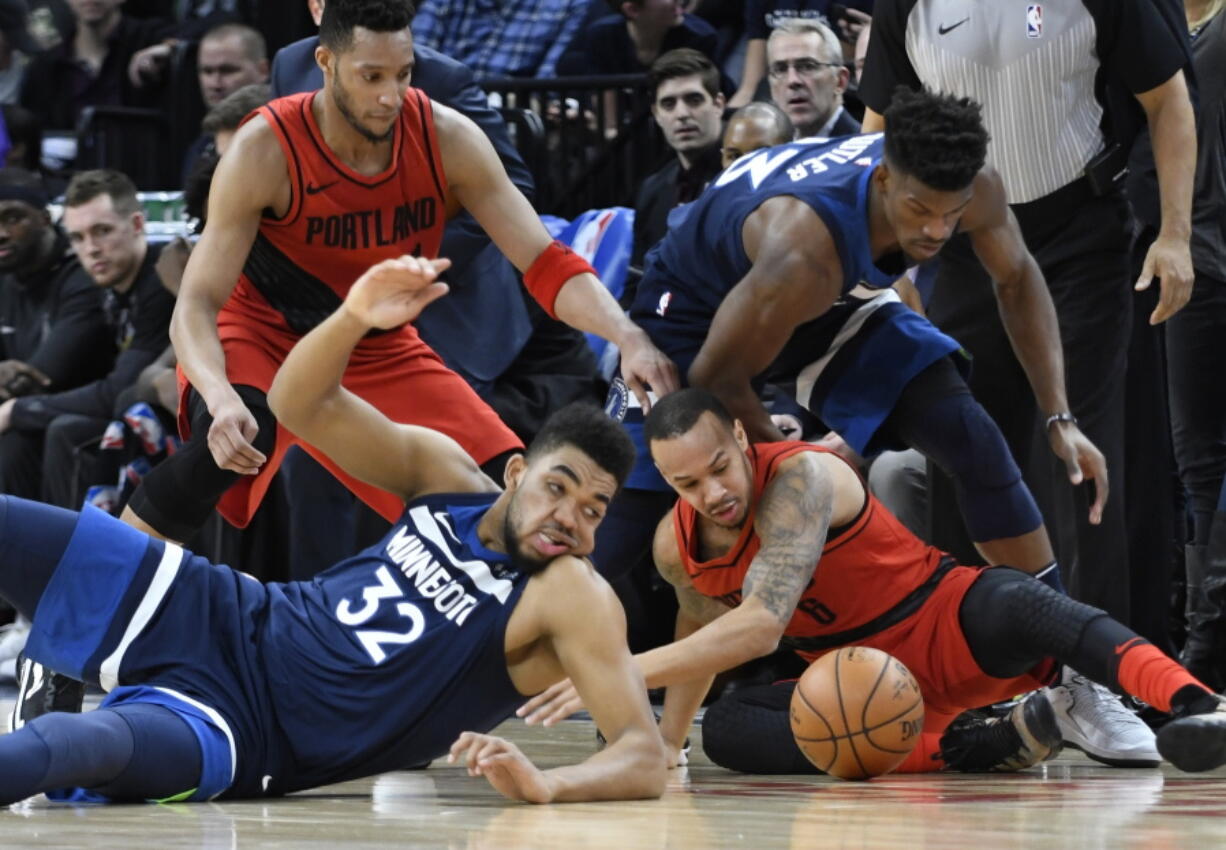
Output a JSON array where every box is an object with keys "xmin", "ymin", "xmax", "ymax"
[
  {"xmin": 331, "ymin": 73, "xmax": 395, "ymax": 144},
  {"xmin": 501, "ymin": 493, "xmax": 551, "ymax": 575}
]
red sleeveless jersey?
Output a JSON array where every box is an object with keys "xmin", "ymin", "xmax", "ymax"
[
  {"xmin": 223, "ymin": 88, "xmax": 448, "ymax": 343},
  {"xmin": 674, "ymin": 442, "xmax": 948, "ymax": 661}
]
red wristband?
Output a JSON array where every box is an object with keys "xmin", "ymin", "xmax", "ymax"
[{"xmin": 523, "ymin": 240, "xmax": 597, "ymax": 319}]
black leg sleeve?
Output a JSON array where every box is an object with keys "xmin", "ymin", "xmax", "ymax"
[{"xmin": 702, "ymin": 682, "xmax": 821, "ymax": 774}]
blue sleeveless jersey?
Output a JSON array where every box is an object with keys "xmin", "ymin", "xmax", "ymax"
[
  {"xmin": 631, "ymin": 133, "xmax": 903, "ymax": 370},
  {"xmin": 26, "ymin": 493, "xmax": 530, "ymax": 800}
]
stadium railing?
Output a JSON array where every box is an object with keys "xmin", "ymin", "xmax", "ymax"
[{"xmin": 478, "ymin": 74, "xmax": 671, "ymax": 218}]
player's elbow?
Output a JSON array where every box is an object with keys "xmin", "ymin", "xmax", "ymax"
[{"xmin": 741, "ymin": 606, "xmax": 787, "ymax": 659}]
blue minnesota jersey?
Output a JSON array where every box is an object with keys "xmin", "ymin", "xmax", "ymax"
[
  {"xmin": 632, "ymin": 133, "xmax": 905, "ymax": 370},
  {"xmin": 27, "ymin": 492, "xmax": 531, "ymax": 799}
]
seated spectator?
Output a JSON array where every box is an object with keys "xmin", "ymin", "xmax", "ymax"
[
  {"xmin": 181, "ymin": 26, "xmax": 268, "ymax": 181},
  {"xmin": 767, "ymin": 18, "xmax": 857, "ymax": 138},
  {"xmin": 632, "ymin": 48, "xmax": 725, "ymax": 270},
  {"xmin": 0, "ymin": 0, "xmax": 46, "ymax": 104},
  {"xmin": 1, "ymin": 104, "xmax": 39, "ymax": 170},
  {"xmin": 731, "ymin": 0, "xmax": 871, "ymax": 108},
  {"xmin": 557, "ymin": 0, "xmax": 728, "ymax": 89},
  {"xmin": 0, "ymin": 169, "xmax": 173, "ymax": 511},
  {"xmin": 412, "ymin": 0, "xmax": 588, "ymax": 77},
  {"xmin": 0, "ymin": 166, "xmax": 112, "ymax": 501},
  {"xmin": 719, "ymin": 99, "xmax": 791, "ymax": 166},
  {"xmin": 18, "ymin": 0, "xmax": 173, "ymax": 132}
]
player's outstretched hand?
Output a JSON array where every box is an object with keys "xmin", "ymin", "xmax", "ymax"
[
  {"xmin": 1136, "ymin": 234, "xmax": 1193, "ymax": 324},
  {"xmin": 343, "ymin": 255, "xmax": 452, "ymax": 330},
  {"xmin": 1047, "ymin": 421, "xmax": 1109, "ymax": 525},
  {"xmin": 207, "ymin": 390, "xmax": 266, "ymax": 475},
  {"xmin": 448, "ymin": 732, "xmax": 554, "ymax": 803},
  {"xmin": 516, "ymin": 678, "xmax": 584, "ymax": 727},
  {"xmin": 618, "ymin": 328, "xmax": 679, "ymax": 412}
]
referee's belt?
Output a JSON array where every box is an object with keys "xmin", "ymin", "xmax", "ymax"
[{"xmin": 780, "ymin": 556, "xmax": 958, "ymax": 653}]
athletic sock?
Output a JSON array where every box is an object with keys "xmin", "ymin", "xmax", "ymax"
[
  {"xmin": 1170, "ymin": 685, "xmax": 1222, "ymax": 718},
  {"xmin": 1115, "ymin": 640, "xmax": 1211, "ymax": 713},
  {"xmin": 1033, "ymin": 561, "xmax": 1066, "ymax": 595}
]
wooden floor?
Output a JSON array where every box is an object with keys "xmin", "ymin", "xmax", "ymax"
[{"xmin": 3, "ymin": 689, "xmax": 1226, "ymax": 849}]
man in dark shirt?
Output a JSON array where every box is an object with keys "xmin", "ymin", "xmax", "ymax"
[
  {"xmin": 0, "ymin": 167, "xmax": 112, "ymax": 499},
  {"xmin": 632, "ymin": 49, "xmax": 725, "ymax": 272},
  {"xmin": 0, "ymin": 170, "xmax": 173, "ymax": 509},
  {"xmin": 18, "ymin": 0, "xmax": 173, "ymax": 132}
]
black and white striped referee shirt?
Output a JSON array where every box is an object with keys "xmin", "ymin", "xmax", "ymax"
[{"xmin": 859, "ymin": 0, "xmax": 1185, "ymax": 203}]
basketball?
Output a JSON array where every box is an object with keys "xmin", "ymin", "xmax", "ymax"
[{"xmin": 790, "ymin": 646, "xmax": 925, "ymax": 780}]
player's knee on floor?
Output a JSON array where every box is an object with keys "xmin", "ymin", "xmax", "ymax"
[{"xmin": 702, "ymin": 683, "xmax": 819, "ymax": 775}]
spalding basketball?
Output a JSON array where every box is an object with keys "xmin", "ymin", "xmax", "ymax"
[{"xmin": 790, "ymin": 646, "xmax": 925, "ymax": 780}]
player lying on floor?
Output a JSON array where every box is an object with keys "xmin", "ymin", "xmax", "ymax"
[
  {"xmin": 0, "ymin": 256, "xmax": 667, "ymax": 806},
  {"xmin": 520, "ymin": 389, "xmax": 1226, "ymax": 774}
]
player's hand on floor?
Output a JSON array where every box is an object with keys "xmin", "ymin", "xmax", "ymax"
[
  {"xmin": 517, "ymin": 678, "xmax": 584, "ymax": 726},
  {"xmin": 344, "ymin": 255, "xmax": 452, "ymax": 330},
  {"xmin": 448, "ymin": 732, "xmax": 554, "ymax": 803},
  {"xmin": 618, "ymin": 328, "xmax": 679, "ymax": 412},
  {"xmin": 207, "ymin": 393, "xmax": 266, "ymax": 474},
  {"xmin": 1047, "ymin": 422, "xmax": 1109, "ymax": 524}
]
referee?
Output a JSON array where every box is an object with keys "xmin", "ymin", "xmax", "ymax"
[{"xmin": 858, "ymin": 0, "xmax": 1195, "ymax": 767}]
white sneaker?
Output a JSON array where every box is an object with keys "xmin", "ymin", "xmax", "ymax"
[
  {"xmin": 1046, "ymin": 667, "xmax": 1160, "ymax": 767},
  {"xmin": 0, "ymin": 616, "xmax": 31, "ymax": 682}
]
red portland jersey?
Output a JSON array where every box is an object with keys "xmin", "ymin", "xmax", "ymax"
[
  {"xmin": 674, "ymin": 442, "xmax": 948, "ymax": 660},
  {"xmin": 225, "ymin": 88, "xmax": 449, "ymax": 341}
]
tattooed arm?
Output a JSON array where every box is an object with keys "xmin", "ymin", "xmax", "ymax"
[{"xmin": 634, "ymin": 454, "xmax": 835, "ymax": 689}]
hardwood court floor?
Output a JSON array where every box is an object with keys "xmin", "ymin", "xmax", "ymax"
[{"xmin": 3, "ymin": 692, "xmax": 1226, "ymax": 850}]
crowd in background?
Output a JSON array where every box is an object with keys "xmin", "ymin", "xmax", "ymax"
[{"xmin": 0, "ymin": 0, "xmax": 1221, "ymax": 720}]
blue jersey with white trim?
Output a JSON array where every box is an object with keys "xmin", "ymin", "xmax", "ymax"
[
  {"xmin": 260, "ymin": 490, "xmax": 530, "ymax": 791},
  {"xmin": 631, "ymin": 134, "xmax": 906, "ymax": 370}
]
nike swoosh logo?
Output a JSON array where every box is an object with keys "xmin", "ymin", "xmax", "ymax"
[
  {"xmin": 1114, "ymin": 637, "xmax": 1145, "ymax": 656},
  {"xmin": 938, "ymin": 17, "xmax": 969, "ymax": 35},
  {"xmin": 305, "ymin": 180, "xmax": 340, "ymax": 195}
]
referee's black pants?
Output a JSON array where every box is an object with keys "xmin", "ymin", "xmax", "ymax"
[{"xmin": 927, "ymin": 185, "xmax": 1133, "ymax": 625}]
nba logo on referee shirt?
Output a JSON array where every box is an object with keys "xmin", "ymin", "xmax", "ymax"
[{"xmin": 1026, "ymin": 5, "xmax": 1042, "ymax": 37}]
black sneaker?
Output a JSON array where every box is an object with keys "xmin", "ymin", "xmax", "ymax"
[
  {"xmin": 10, "ymin": 653, "xmax": 85, "ymax": 731},
  {"xmin": 1156, "ymin": 695, "xmax": 1226, "ymax": 772},
  {"xmin": 940, "ymin": 691, "xmax": 1063, "ymax": 772}
]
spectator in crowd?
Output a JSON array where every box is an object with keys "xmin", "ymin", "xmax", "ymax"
[
  {"xmin": 181, "ymin": 25, "xmax": 268, "ymax": 181},
  {"xmin": 0, "ymin": 169, "xmax": 173, "ymax": 511},
  {"xmin": 860, "ymin": 0, "xmax": 1195, "ymax": 765},
  {"xmin": 719, "ymin": 100, "xmax": 791, "ymax": 167},
  {"xmin": 19, "ymin": 0, "xmax": 174, "ymax": 132},
  {"xmin": 1170, "ymin": 0, "xmax": 1226, "ymax": 689},
  {"xmin": 0, "ymin": 0, "xmax": 45, "ymax": 104},
  {"xmin": 412, "ymin": 0, "xmax": 588, "ymax": 78},
  {"xmin": 633, "ymin": 49, "xmax": 725, "ymax": 270},
  {"xmin": 730, "ymin": 0, "xmax": 871, "ymax": 108},
  {"xmin": 0, "ymin": 167, "xmax": 112, "ymax": 501},
  {"xmin": 557, "ymin": 0, "xmax": 726, "ymax": 85},
  {"xmin": 767, "ymin": 19, "xmax": 856, "ymax": 138},
  {"xmin": 196, "ymin": 22, "xmax": 268, "ymax": 108}
]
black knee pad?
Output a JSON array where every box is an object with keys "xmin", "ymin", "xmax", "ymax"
[
  {"xmin": 702, "ymin": 683, "xmax": 819, "ymax": 774},
  {"xmin": 128, "ymin": 385, "xmax": 278, "ymax": 541},
  {"xmin": 961, "ymin": 567, "xmax": 1108, "ymax": 677}
]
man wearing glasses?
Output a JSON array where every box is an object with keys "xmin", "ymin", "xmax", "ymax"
[{"xmin": 767, "ymin": 19, "xmax": 860, "ymax": 139}]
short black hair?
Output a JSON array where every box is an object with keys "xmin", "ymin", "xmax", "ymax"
[
  {"xmin": 1, "ymin": 105, "xmax": 42, "ymax": 172},
  {"xmin": 643, "ymin": 388, "xmax": 734, "ymax": 444},
  {"xmin": 526, "ymin": 403, "xmax": 635, "ymax": 490},
  {"xmin": 201, "ymin": 83, "xmax": 271, "ymax": 135},
  {"xmin": 320, "ymin": 0, "xmax": 416, "ymax": 53},
  {"xmin": 882, "ymin": 87, "xmax": 989, "ymax": 192},
  {"xmin": 650, "ymin": 48, "xmax": 720, "ymax": 101}
]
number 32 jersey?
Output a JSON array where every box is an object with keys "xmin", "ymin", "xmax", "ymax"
[{"xmin": 259, "ymin": 491, "xmax": 530, "ymax": 790}]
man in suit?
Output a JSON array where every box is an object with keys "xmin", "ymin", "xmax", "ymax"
[{"xmin": 767, "ymin": 18, "xmax": 859, "ymax": 139}]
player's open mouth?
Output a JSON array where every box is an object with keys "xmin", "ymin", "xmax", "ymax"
[{"xmin": 534, "ymin": 529, "xmax": 574, "ymax": 556}]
